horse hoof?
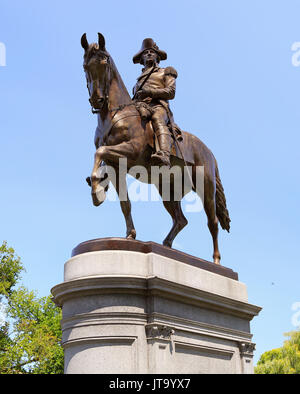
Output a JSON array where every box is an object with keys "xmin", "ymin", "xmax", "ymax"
[
  {"xmin": 126, "ymin": 230, "xmax": 136, "ymax": 240},
  {"xmin": 91, "ymin": 185, "xmax": 106, "ymax": 206},
  {"xmin": 163, "ymin": 240, "xmax": 172, "ymax": 248},
  {"xmin": 86, "ymin": 177, "xmax": 91, "ymax": 187},
  {"xmin": 214, "ymin": 258, "xmax": 221, "ymax": 265}
]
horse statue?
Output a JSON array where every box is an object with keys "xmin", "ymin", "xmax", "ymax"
[{"xmin": 81, "ymin": 32, "xmax": 230, "ymax": 264}]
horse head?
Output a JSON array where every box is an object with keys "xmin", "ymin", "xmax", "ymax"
[{"xmin": 81, "ymin": 33, "xmax": 112, "ymax": 113}]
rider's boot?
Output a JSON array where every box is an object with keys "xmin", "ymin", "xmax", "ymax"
[{"xmin": 151, "ymin": 131, "xmax": 172, "ymax": 167}]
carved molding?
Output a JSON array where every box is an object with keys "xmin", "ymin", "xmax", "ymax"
[
  {"xmin": 148, "ymin": 312, "xmax": 253, "ymax": 343},
  {"xmin": 145, "ymin": 324, "xmax": 175, "ymax": 340},
  {"xmin": 52, "ymin": 275, "xmax": 261, "ymax": 321},
  {"xmin": 238, "ymin": 342, "xmax": 256, "ymax": 356}
]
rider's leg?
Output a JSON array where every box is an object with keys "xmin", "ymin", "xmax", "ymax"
[{"xmin": 151, "ymin": 106, "xmax": 172, "ymax": 166}]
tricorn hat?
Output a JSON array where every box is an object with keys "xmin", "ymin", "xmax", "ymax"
[{"xmin": 133, "ymin": 38, "xmax": 167, "ymax": 64}]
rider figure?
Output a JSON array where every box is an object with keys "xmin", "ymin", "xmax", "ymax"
[{"xmin": 133, "ymin": 38, "xmax": 178, "ymax": 167}]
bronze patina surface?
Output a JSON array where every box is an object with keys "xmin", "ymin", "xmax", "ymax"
[{"xmin": 81, "ymin": 33, "xmax": 231, "ymax": 264}]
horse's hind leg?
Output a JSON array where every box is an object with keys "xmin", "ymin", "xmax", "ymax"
[
  {"xmin": 203, "ymin": 184, "xmax": 221, "ymax": 264},
  {"xmin": 162, "ymin": 200, "xmax": 188, "ymax": 248},
  {"xmin": 193, "ymin": 165, "xmax": 221, "ymax": 264},
  {"xmin": 205, "ymin": 198, "xmax": 221, "ymax": 264}
]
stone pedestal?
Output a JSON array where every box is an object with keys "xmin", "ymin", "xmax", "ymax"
[{"xmin": 51, "ymin": 238, "xmax": 261, "ymax": 374}]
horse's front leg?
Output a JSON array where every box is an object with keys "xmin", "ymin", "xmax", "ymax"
[
  {"xmin": 112, "ymin": 167, "xmax": 136, "ymax": 240},
  {"xmin": 90, "ymin": 147, "xmax": 107, "ymax": 206},
  {"xmin": 120, "ymin": 197, "xmax": 136, "ymax": 239},
  {"xmin": 90, "ymin": 144, "xmax": 123, "ymax": 206},
  {"xmin": 90, "ymin": 142, "xmax": 139, "ymax": 208}
]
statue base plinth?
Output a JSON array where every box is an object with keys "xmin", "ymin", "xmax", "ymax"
[{"xmin": 51, "ymin": 238, "xmax": 261, "ymax": 374}]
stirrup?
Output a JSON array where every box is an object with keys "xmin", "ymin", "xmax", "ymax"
[{"xmin": 151, "ymin": 151, "xmax": 171, "ymax": 167}]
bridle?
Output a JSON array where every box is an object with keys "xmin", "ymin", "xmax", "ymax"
[
  {"xmin": 81, "ymin": 33, "xmax": 135, "ymax": 116},
  {"xmin": 84, "ymin": 53, "xmax": 112, "ymax": 114},
  {"xmin": 84, "ymin": 52, "xmax": 139, "ymax": 145}
]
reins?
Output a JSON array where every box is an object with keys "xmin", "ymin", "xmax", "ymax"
[
  {"xmin": 87, "ymin": 56, "xmax": 112, "ymax": 114},
  {"xmin": 86, "ymin": 58, "xmax": 140, "ymax": 140}
]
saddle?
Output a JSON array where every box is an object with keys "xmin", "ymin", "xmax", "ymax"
[
  {"xmin": 135, "ymin": 101, "xmax": 183, "ymax": 142},
  {"xmin": 133, "ymin": 102, "xmax": 195, "ymax": 164}
]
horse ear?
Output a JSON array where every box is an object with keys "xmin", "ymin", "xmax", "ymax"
[
  {"xmin": 98, "ymin": 33, "xmax": 106, "ymax": 50},
  {"xmin": 81, "ymin": 33, "xmax": 89, "ymax": 51}
]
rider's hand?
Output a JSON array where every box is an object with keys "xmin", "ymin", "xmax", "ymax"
[
  {"xmin": 135, "ymin": 88, "xmax": 153, "ymax": 100},
  {"xmin": 142, "ymin": 88, "xmax": 153, "ymax": 98}
]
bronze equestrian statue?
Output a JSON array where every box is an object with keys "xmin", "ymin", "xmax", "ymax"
[{"xmin": 81, "ymin": 33, "xmax": 230, "ymax": 264}]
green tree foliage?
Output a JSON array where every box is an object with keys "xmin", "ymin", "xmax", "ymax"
[
  {"xmin": 0, "ymin": 241, "xmax": 63, "ymax": 374},
  {"xmin": 0, "ymin": 241, "xmax": 23, "ymax": 298},
  {"xmin": 255, "ymin": 330, "xmax": 300, "ymax": 374}
]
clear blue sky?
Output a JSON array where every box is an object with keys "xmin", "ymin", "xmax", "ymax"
[{"xmin": 1, "ymin": 0, "xmax": 300, "ymax": 364}]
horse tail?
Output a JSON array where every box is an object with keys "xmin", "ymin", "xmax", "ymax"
[{"xmin": 215, "ymin": 161, "xmax": 231, "ymax": 232}]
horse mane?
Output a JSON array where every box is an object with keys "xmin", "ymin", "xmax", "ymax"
[
  {"xmin": 107, "ymin": 54, "xmax": 132, "ymax": 103},
  {"xmin": 83, "ymin": 42, "xmax": 132, "ymax": 105}
]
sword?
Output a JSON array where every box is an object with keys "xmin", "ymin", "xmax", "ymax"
[{"xmin": 159, "ymin": 100, "xmax": 195, "ymax": 190}]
